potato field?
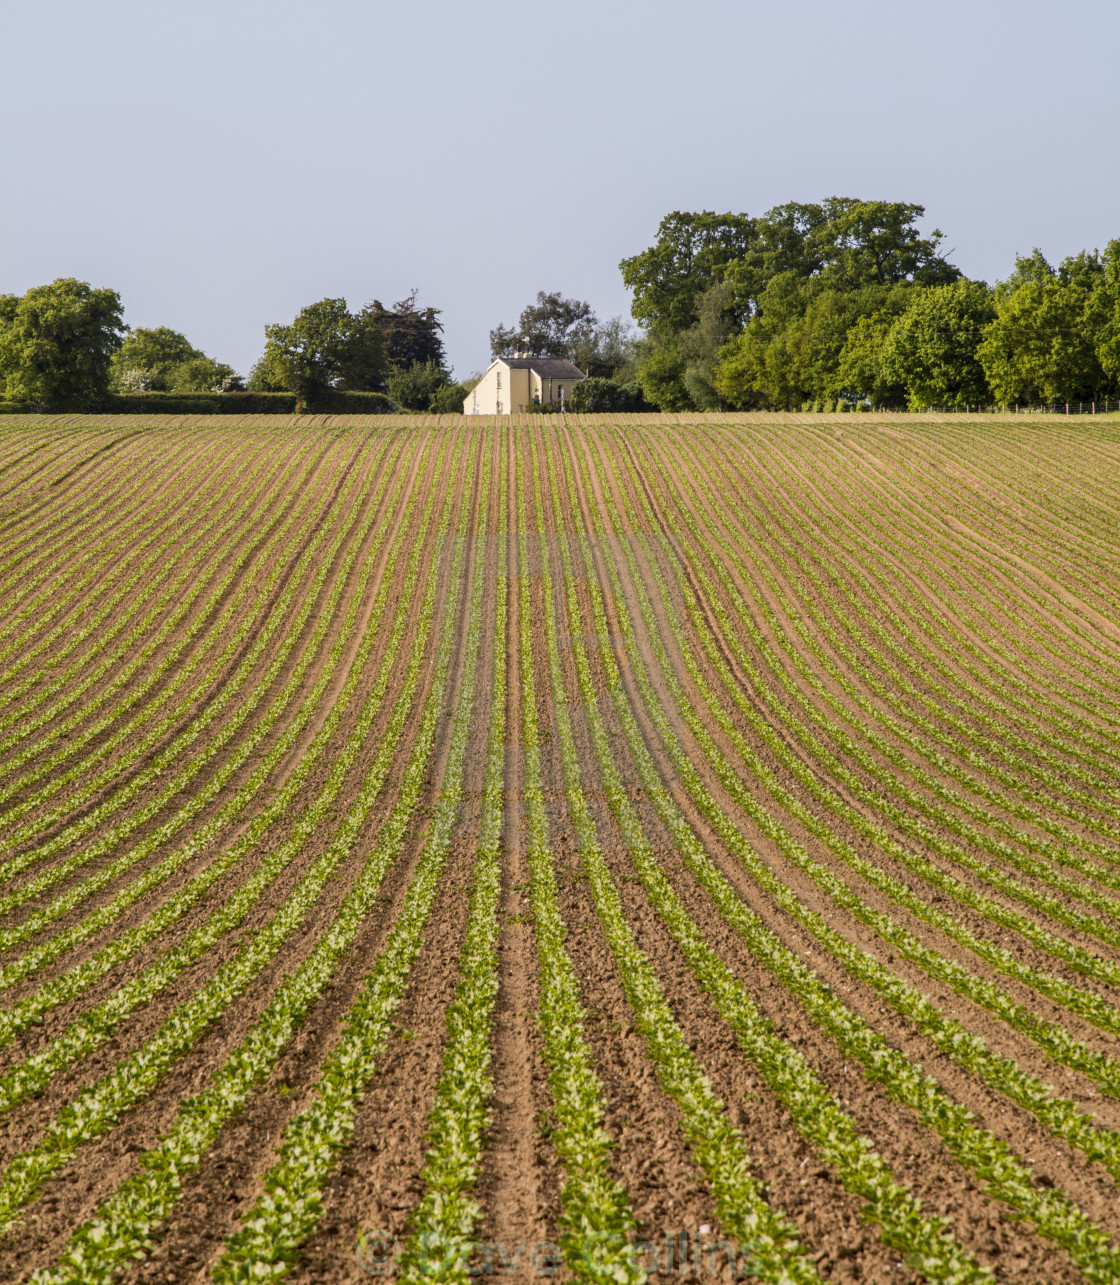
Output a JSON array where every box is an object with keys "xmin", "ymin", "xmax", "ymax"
[{"xmin": 3, "ymin": 412, "xmax": 1120, "ymax": 1285}]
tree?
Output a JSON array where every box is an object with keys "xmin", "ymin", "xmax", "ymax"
[
  {"xmin": 619, "ymin": 211, "xmax": 756, "ymax": 336},
  {"xmin": 362, "ymin": 292, "xmax": 446, "ymax": 385},
  {"xmin": 1094, "ymin": 240, "xmax": 1120, "ymax": 389},
  {"xmin": 245, "ymin": 356, "xmax": 285, "ymax": 392},
  {"xmin": 0, "ymin": 278, "xmax": 125, "ymax": 407},
  {"xmin": 675, "ymin": 283, "xmax": 736, "ymax": 409},
  {"xmin": 430, "ymin": 381, "xmax": 473, "ymax": 414},
  {"xmin": 635, "ymin": 341, "xmax": 692, "ymax": 411},
  {"xmin": 719, "ymin": 202, "xmax": 828, "ymax": 317},
  {"xmin": 978, "ymin": 250, "xmax": 1109, "ymax": 405},
  {"xmin": 714, "ymin": 278, "xmax": 910, "ymax": 409},
  {"xmin": 624, "ymin": 199, "xmax": 961, "ymax": 410},
  {"xmin": 835, "ymin": 306, "xmax": 911, "ymax": 409},
  {"xmin": 164, "ymin": 356, "xmax": 242, "ymax": 393},
  {"xmin": 112, "ymin": 326, "xmax": 196, "ymax": 384},
  {"xmin": 489, "ymin": 291, "xmax": 597, "ymax": 360},
  {"xmin": 813, "ymin": 199, "xmax": 959, "ymax": 291},
  {"xmin": 622, "ymin": 202, "xmax": 957, "ymax": 342},
  {"xmin": 566, "ymin": 315, "xmax": 642, "ymax": 380},
  {"xmin": 386, "ymin": 359, "xmax": 451, "ymax": 411},
  {"xmin": 111, "ymin": 326, "xmax": 242, "ymax": 392},
  {"xmin": 569, "ymin": 377, "xmax": 649, "ymax": 412},
  {"xmin": 261, "ymin": 298, "xmax": 385, "ymax": 412},
  {"xmin": 884, "ymin": 280, "xmax": 995, "ymax": 410}
]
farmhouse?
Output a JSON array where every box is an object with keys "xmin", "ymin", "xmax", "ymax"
[{"xmin": 464, "ymin": 354, "xmax": 586, "ymax": 415}]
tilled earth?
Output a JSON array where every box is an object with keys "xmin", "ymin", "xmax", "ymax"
[{"xmin": 2, "ymin": 414, "xmax": 1120, "ymax": 1284}]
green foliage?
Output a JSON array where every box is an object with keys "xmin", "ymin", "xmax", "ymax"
[
  {"xmin": 164, "ymin": 356, "xmax": 241, "ymax": 393},
  {"xmin": 0, "ymin": 278, "xmax": 125, "ymax": 407},
  {"xmin": 629, "ymin": 285, "xmax": 736, "ymax": 411},
  {"xmin": 429, "ymin": 382, "xmax": 472, "ymax": 414},
  {"xmin": 111, "ymin": 326, "xmax": 195, "ymax": 386},
  {"xmin": 674, "ymin": 283, "xmax": 736, "ymax": 408},
  {"xmin": 380, "ymin": 358, "xmax": 477, "ymax": 413},
  {"xmin": 362, "ymin": 291, "xmax": 446, "ymax": 385},
  {"xmin": 978, "ymin": 248, "xmax": 1115, "ymax": 405},
  {"xmin": 245, "ymin": 355, "xmax": 285, "ymax": 392},
  {"xmin": 490, "ymin": 291, "xmax": 597, "ymax": 361},
  {"xmin": 261, "ymin": 298, "xmax": 386, "ymax": 412},
  {"xmin": 1097, "ymin": 241, "xmax": 1120, "ymax": 386},
  {"xmin": 812, "ymin": 198, "xmax": 960, "ymax": 291},
  {"xmin": 112, "ymin": 329, "xmax": 242, "ymax": 393},
  {"xmin": 882, "ymin": 280, "xmax": 995, "ymax": 410},
  {"xmin": 569, "ymin": 377, "xmax": 648, "ymax": 412},
  {"xmin": 835, "ymin": 314, "xmax": 902, "ymax": 408},
  {"xmin": 715, "ymin": 280, "xmax": 908, "ymax": 410},
  {"xmin": 386, "ymin": 359, "xmax": 452, "ymax": 411},
  {"xmin": 619, "ymin": 211, "xmax": 756, "ymax": 335},
  {"xmin": 634, "ymin": 341, "xmax": 692, "ymax": 411},
  {"xmin": 566, "ymin": 315, "xmax": 642, "ymax": 380},
  {"xmin": 627, "ymin": 200, "xmax": 960, "ymax": 410},
  {"xmin": 623, "ymin": 200, "xmax": 958, "ymax": 344}
]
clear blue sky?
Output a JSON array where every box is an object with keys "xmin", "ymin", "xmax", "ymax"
[{"xmin": 3, "ymin": 0, "xmax": 1117, "ymax": 381}]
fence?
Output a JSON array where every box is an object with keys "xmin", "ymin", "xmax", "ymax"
[{"xmin": 1009, "ymin": 398, "xmax": 1120, "ymax": 415}]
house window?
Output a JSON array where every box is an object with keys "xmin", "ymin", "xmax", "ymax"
[
  {"xmin": 496, "ymin": 400, "xmax": 503, "ymax": 414},
  {"xmin": 496, "ymin": 371, "xmax": 502, "ymax": 389}
]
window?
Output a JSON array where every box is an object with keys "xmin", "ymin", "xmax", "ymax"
[
  {"xmin": 496, "ymin": 371, "xmax": 502, "ymax": 389},
  {"xmin": 496, "ymin": 400, "xmax": 503, "ymax": 413}
]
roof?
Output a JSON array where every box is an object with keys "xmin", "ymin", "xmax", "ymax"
[{"xmin": 496, "ymin": 356, "xmax": 585, "ymax": 378}]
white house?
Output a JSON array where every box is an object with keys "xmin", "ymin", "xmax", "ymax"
[{"xmin": 464, "ymin": 355, "xmax": 586, "ymax": 415}]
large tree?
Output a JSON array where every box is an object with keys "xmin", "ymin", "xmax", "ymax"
[
  {"xmin": 834, "ymin": 305, "xmax": 913, "ymax": 409},
  {"xmin": 623, "ymin": 199, "xmax": 959, "ymax": 410},
  {"xmin": 0, "ymin": 278, "xmax": 125, "ymax": 407},
  {"xmin": 1095, "ymin": 240, "xmax": 1120, "ymax": 389},
  {"xmin": 386, "ymin": 359, "xmax": 451, "ymax": 411},
  {"xmin": 261, "ymin": 298, "xmax": 385, "ymax": 412},
  {"xmin": 619, "ymin": 211, "xmax": 756, "ymax": 335},
  {"xmin": 884, "ymin": 280, "xmax": 995, "ymax": 410},
  {"xmin": 362, "ymin": 291, "xmax": 446, "ymax": 384},
  {"xmin": 978, "ymin": 249, "xmax": 1111, "ymax": 405},
  {"xmin": 566, "ymin": 315, "xmax": 641, "ymax": 380},
  {"xmin": 622, "ymin": 201, "xmax": 957, "ymax": 344},
  {"xmin": 489, "ymin": 291, "xmax": 598, "ymax": 361},
  {"xmin": 714, "ymin": 278, "xmax": 910, "ymax": 410},
  {"xmin": 111, "ymin": 326, "xmax": 240, "ymax": 392},
  {"xmin": 812, "ymin": 198, "xmax": 959, "ymax": 291}
]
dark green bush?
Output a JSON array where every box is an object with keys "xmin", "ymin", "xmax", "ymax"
[{"xmin": 570, "ymin": 377, "xmax": 650, "ymax": 412}]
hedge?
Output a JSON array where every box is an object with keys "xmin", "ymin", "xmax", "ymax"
[{"xmin": 0, "ymin": 391, "xmax": 399, "ymax": 416}]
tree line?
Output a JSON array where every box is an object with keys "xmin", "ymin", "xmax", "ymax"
[
  {"xmin": 613, "ymin": 201, "xmax": 1120, "ymax": 411},
  {"xmin": 0, "ymin": 284, "xmax": 467, "ymax": 413},
  {"xmin": 467, "ymin": 200, "xmax": 1120, "ymax": 413},
  {"xmin": 4, "ymin": 200, "xmax": 1117, "ymax": 412}
]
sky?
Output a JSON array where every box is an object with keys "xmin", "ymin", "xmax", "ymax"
[{"xmin": 3, "ymin": 0, "xmax": 1117, "ymax": 381}]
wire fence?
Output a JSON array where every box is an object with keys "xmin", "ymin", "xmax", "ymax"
[
  {"xmin": 1008, "ymin": 398, "xmax": 1120, "ymax": 415},
  {"xmin": 932, "ymin": 398, "xmax": 1120, "ymax": 415}
]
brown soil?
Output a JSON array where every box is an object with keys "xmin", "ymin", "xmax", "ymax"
[{"xmin": 2, "ymin": 416, "xmax": 1120, "ymax": 1285}]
